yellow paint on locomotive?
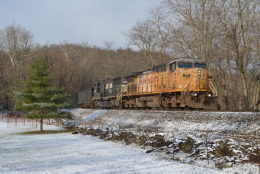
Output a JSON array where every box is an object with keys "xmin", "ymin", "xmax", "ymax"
[{"xmin": 124, "ymin": 58, "xmax": 214, "ymax": 96}]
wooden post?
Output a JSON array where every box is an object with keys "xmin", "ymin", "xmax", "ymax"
[
  {"xmin": 257, "ymin": 131, "xmax": 260, "ymax": 174},
  {"xmin": 40, "ymin": 118, "xmax": 43, "ymax": 131},
  {"xmin": 7, "ymin": 116, "xmax": 9, "ymax": 127},
  {"xmin": 205, "ymin": 132, "xmax": 209, "ymax": 166}
]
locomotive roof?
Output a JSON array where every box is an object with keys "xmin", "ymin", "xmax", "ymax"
[
  {"xmin": 112, "ymin": 76, "xmax": 124, "ymax": 80},
  {"xmin": 124, "ymin": 71, "xmax": 143, "ymax": 78},
  {"xmin": 169, "ymin": 58, "xmax": 205, "ymax": 64},
  {"xmin": 94, "ymin": 58, "xmax": 205, "ymax": 84},
  {"xmin": 142, "ymin": 70, "xmax": 153, "ymax": 74}
]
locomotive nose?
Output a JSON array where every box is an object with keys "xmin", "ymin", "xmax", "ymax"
[{"xmin": 195, "ymin": 68, "xmax": 207, "ymax": 90}]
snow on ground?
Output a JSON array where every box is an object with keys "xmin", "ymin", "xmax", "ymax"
[
  {"xmin": 65, "ymin": 109, "xmax": 259, "ymax": 173},
  {"xmin": 1, "ymin": 121, "xmax": 257, "ymax": 174},
  {"xmin": 1, "ymin": 109, "xmax": 259, "ymax": 174},
  {"xmin": 67, "ymin": 108, "xmax": 107, "ymax": 126},
  {"xmin": 70, "ymin": 109, "xmax": 260, "ymax": 141},
  {"xmin": 81, "ymin": 110, "xmax": 107, "ymax": 121},
  {"xmin": 69, "ymin": 108, "xmax": 95, "ymax": 120}
]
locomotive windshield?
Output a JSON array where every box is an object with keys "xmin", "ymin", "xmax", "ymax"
[
  {"xmin": 194, "ymin": 63, "xmax": 206, "ymax": 69},
  {"xmin": 170, "ymin": 62, "xmax": 176, "ymax": 71},
  {"xmin": 178, "ymin": 62, "xmax": 193, "ymax": 68}
]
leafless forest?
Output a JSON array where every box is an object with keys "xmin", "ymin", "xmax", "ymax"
[{"xmin": 0, "ymin": 0, "xmax": 259, "ymax": 111}]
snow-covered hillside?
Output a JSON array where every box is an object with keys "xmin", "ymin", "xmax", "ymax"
[
  {"xmin": 68, "ymin": 108, "xmax": 260, "ymax": 173},
  {"xmin": 70, "ymin": 109, "xmax": 259, "ymax": 141}
]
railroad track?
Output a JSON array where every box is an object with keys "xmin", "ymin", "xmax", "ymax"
[{"xmin": 85, "ymin": 107, "xmax": 260, "ymax": 113}]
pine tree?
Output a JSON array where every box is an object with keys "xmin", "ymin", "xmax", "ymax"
[{"xmin": 16, "ymin": 57, "xmax": 71, "ymax": 131}]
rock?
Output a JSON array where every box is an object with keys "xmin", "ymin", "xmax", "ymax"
[
  {"xmin": 248, "ymin": 152, "xmax": 260, "ymax": 163},
  {"xmin": 178, "ymin": 137, "xmax": 196, "ymax": 153},
  {"xmin": 187, "ymin": 159, "xmax": 194, "ymax": 164},
  {"xmin": 188, "ymin": 149, "xmax": 200, "ymax": 157},
  {"xmin": 78, "ymin": 127, "xmax": 85, "ymax": 133},
  {"xmin": 225, "ymin": 156, "xmax": 235, "ymax": 162},
  {"xmin": 226, "ymin": 162, "xmax": 233, "ymax": 167},
  {"xmin": 146, "ymin": 149, "xmax": 154, "ymax": 153},
  {"xmin": 242, "ymin": 156, "xmax": 249, "ymax": 161},
  {"xmin": 171, "ymin": 157, "xmax": 181, "ymax": 161},
  {"xmin": 172, "ymin": 147, "xmax": 180, "ymax": 154}
]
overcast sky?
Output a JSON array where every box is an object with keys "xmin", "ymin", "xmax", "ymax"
[{"xmin": 0, "ymin": 0, "xmax": 162, "ymax": 48}]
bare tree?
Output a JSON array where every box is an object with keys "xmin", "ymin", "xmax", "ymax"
[
  {"xmin": 128, "ymin": 20, "xmax": 158, "ymax": 68},
  {"xmin": 0, "ymin": 24, "xmax": 32, "ymax": 71},
  {"xmin": 128, "ymin": 0, "xmax": 259, "ymax": 110},
  {"xmin": 0, "ymin": 25, "xmax": 33, "ymax": 109},
  {"xmin": 214, "ymin": 0, "xmax": 259, "ymax": 110},
  {"xmin": 128, "ymin": 6, "xmax": 173, "ymax": 67},
  {"xmin": 165, "ymin": 0, "xmax": 218, "ymax": 67}
]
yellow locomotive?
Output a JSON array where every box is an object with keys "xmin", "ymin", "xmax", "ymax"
[{"xmin": 89, "ymin": 58, "xmax": 217, "ymax": 110}]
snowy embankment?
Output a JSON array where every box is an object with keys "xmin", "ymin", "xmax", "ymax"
[
  {"xmin": 70, "ymin": 109, "xmax": 259, "ymax": 141},
  {"xmin": 0, "ymin": 121, "xmax": 233, "ymax": 174},
  {"xmin": 67, "ymin": 108, "xmax": 260, "ymax": 172}
]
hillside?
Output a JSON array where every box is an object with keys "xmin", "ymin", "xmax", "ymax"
[{"xmin": 67, "ymin": 109, "xmax": 260, "ymax": 172}]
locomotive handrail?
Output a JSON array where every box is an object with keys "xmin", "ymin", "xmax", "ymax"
[
  {"xmin": 209, "ymin": 80, "xmax": 218, "ymax": 97},
  {"xmin": 183, "ymin": 78, "xmax": 198, "ymax": 90}
]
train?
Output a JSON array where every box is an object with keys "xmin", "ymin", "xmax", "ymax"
[{"xmin": 79, "ymin": 58, "xmax": 218, "ymax": 110}]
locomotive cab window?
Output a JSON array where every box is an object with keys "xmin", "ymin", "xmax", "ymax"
[
  {"xmin": 194, "ymin": 63, "xmax": 206, "ymax": 69},
  {"xmin": 160, "ymin": 64, "xmax": 166, "ymax": 72},
  {"xmin": 178, "ymin": 62, "xmax": 193, "ymax": 68},
  {"xmin": 153, "ymin": 64, "xmax": 166, "ymax": 72},
  {"xmin": 170, "ymin": 62, "xmax": 176, "ymax": 71}
]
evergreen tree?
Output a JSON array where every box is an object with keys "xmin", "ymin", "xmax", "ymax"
[{"xmin": 16, "ymin": 57, "xmax": 71, "ymax": 131}]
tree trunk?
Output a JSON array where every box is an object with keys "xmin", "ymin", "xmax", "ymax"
[
  {"xmin": 241, "ymin": 73, "xmax": 249, "ymax": 110},
  {"xmin": 40, "ymin": 118, "xmax": 43, "ymax": 131}
]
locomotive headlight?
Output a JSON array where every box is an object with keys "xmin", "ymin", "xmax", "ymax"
[{"xmin": 192, "ymin": 93, "xmax": 197, "ymax": 96}]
